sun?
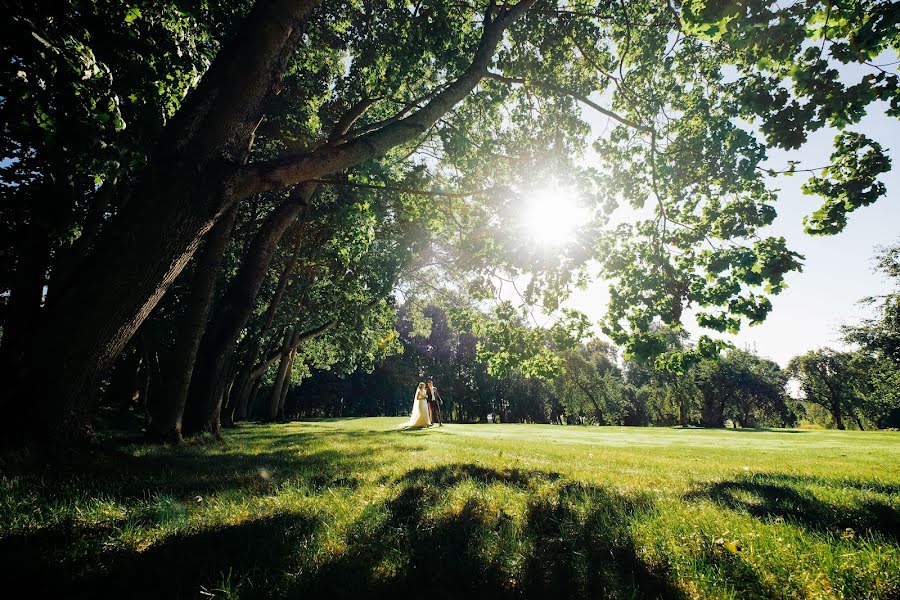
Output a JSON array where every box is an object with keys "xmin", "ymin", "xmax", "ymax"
[{"xmin": 521, "ymin": 186, "xmax": 588, "ymax": 247}]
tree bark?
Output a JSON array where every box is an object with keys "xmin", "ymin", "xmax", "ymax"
[
  {"xmin": 0, "ymin": 223, "xmax": 50, "ymax": 361},
  {"xmin": 277, "ymin": 348, "xmax": 297, "ymax": 419},
  {"xmin": 146, "ymin": 207, "xmax": 237, "ymax": 443},
  {"xmin": 246, "ymin": 378, "xmax": 264, "ymax": 420},
  {"xmin": 228, "ymin": 227, "xmax": 305, "ymax": 423},
  {"xmin": 231, "ymin": 0, "xmax": 538, "ymax": 198},
  {"xmin": 267, "ymin": 328, "xmax": 299, "ymax": 421},
  {"xmin": 833, "ymin": 400, "xmax": 845, "ymax": 430},
  {"xmin": 183, "ymin": 184, "xmax": 314, "ymax": 436},
  {"xmin": 3, "ymin": 0, "xmax": 320, "ymax": 444}
]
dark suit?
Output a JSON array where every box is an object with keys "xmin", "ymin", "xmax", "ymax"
[{"xmin": 426, "ymin": 385, "xmax": 443, "ymax": 425}]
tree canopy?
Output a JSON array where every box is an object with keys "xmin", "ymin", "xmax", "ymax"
[{"xmin": 1, "ymin": 0, "xmax": 898, "ymax": 443}]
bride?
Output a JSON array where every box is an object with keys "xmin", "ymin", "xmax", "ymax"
[{"xmin": 398, "ymin": 382, "xmax": 431, "ymax": 428}]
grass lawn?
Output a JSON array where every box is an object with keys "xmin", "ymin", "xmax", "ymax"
[{"xmin": 2, "ymin": 418, "xmax": 898, "ymax": 599}]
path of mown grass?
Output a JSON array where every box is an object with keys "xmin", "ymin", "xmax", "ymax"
[{"xmin": 1, "ymin": 418, "xmax": 898, "ymax": 599}]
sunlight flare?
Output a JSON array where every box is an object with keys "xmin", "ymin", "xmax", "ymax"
[{"xmin": 521, "ymin": 186, "xmax": 588, "ymax": 247}]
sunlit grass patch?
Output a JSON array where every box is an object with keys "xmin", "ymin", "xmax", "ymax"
[{"xmin": 1, "ymin": 419, "xmax": 897, "ymax": 598}]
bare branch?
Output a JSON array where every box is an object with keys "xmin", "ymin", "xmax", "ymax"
[{"xmin": 483, "ymin": 71, "xmax": 651, "ymax": 132}]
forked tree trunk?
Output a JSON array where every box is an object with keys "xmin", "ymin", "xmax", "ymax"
[{"xmin": 146, "ymin": 207, "xmax": 236, "ymax": 443}]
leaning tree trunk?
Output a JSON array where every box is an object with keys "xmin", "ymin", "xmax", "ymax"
[
  {"xmin": 183, "ymin": 185, "xmax": 314, "ymax": 436},
  {"xmin": 245, "ymin": 379, "xmax": 264, "ymax": 420},
  {"xmin": 228, "ymin": 228, "xmax": 304, "ymax": 423},
  {"xmin": 1, "ymin": 0, "xmax": 319, "ymax": 445},
  {"xmin": 146, "ymin": 207, "xmax": 236, "ymax": 443},
  {"xmin": 277, "ymin": 348, "xmax": 297, "ymax": 419},
  {"xmin": 267, "ymin": 328, "xmax": 299, "ymax": 421},
  {"xmin": 3, "ymin": 0, "xmax": 533, "ymax": 444}
]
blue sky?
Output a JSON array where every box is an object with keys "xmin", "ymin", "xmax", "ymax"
[{"xmin": 564, "ymin": 104, "xmax": 899, "ymax": 366}]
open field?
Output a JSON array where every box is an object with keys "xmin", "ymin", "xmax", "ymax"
[{"xmin": 1, "ymin": 418, "xmax": 898, "ymax": 599}]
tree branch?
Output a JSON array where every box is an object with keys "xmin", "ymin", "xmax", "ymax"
[
  {"xmin": 231, "ymin": 0, "xmax": 538, "ymax": 198},
  {"xmin": 483, "ymin": 71, "xmax": 651, "ymax": 132},
  {"xmin": 310, "ymin": 178, "xmax": 499, "ymax": 198}
]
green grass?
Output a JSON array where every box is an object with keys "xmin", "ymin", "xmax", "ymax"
[{"xmin": 2, "ymin": 419, "xmax": 898, "ymax": 599}]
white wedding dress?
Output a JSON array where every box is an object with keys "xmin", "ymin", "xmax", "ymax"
[{"xmin": 398, "ymin": 389, "xmax": 431, "ymax": 428}]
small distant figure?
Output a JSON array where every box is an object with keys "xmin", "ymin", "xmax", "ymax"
[
  {"xmin": 398, "ymin": 382, "xmax": 431, "ymax": 429},
  {"xmin": 426, "ymin": 379, "xmax": 443, "ymax": 427}
]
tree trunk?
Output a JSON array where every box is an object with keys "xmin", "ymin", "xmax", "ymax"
[
  {"xmin": 268, "ymin": 328, "xmax": 298, "ymax": 421},
  {"xmin": 574, "ymin": 378, "xmax": 605, "ymax": 426},
  {"xmin": 0, "ymin": 223, "xmax": 50, "ymax": 361},
  {"xmin": 277, "ymin": 349, "xmax": 296, "ymax": 419},
  {"xmin": 146, "ymin": 207, "xmax": 236, "ymax": 443},
  {"xmin": 2, "ymin": 0, "xmax": 319, "ymax": 445},
  {"xmin": 3, "ymin": 0, "xmax": 533, "ymax": 444},
  {"xmin": 220, "ymin": 366, "xmax": 239, "ymax": 428},
  {"xmin": 246, "ymin": 378, "xmax": 264, "ymax": 420},
  {"xmin": 833, "ymin": 401, "xmax": 845, "ymax": 430},
  {"xmin": 228, "ymin": 227, "xmax": 303, "ymax": 423},
  {"xmin": 233, "ymin": 369, "xmax": 256, "ymax": 421},
  {"xmin": 137, "ymin": 333, "xmax": 153, "ymax": 424},
  {"xmin": 183, "ymin": 184, "xmax": 314, "ymax": 435},
  {"xmin": 675, "ymin": 382, "xmax": 689, "ymax": 427},
  {"xmin": 105, "ymin": 344, "xmax": 142, "ymax": 414},
  {"xmin": 700, "ymin": 394, "xmax": 727, "ymax": 428}
]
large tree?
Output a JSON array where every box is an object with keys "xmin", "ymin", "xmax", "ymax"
[
  {"xmin": 788, "ymin": 348, "xmax": 866, "ymax": 430},
  {"xmin": 843, "ymin": 240, "xmax": 900, "ymax": 427},
  {"xmin": 695, "ymin": 349, "xmax": 790, "ymax": 428},
  {"xmin": 2, "ymin": 0, "xmax": 898, "ymax": 444}
]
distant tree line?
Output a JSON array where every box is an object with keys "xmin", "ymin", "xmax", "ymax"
[{"xmin": 285, "ymin": 242, "xmax": 900, "ymax": 430}]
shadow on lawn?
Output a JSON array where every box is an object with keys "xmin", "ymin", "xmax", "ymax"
[
  {"xmin": 3, "ymin": 434, "xmax": 787, "ymax": 600},
  {"xmin": 5, "ymin": 427, "xmax": 410, "ymax": 502},
  {"xmin": 685, "ymin": 473, "xmax": 900, "ymax": 541},
  {"xmin": 284, "ymin": 463, "xmax": 692, "ymax": 600},
  {"xmin": 721, "ymin": 427, "xmax": 808, "ymax": 434},
  {"xmin": 0, "ymin": 512, "xmax": 323, "ymax": 599},
  {"xmin": 1, "ymin": 462, "xmax": 700, "ymax": 599}
]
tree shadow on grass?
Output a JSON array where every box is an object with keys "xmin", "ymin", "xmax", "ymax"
[
  {"xmin": 288, "ymin": 464, "xmax": 691, "ymax": 599},
  {"xmin": 0, "ymin": 512, "xmax": 322, "ymax": 600},
  {"xmin": 685, "ymin": 473, "xmax": 900, "ymax": 541},
  {"xmin": 721, "ymin": 428, "xmax": 808, "ymax": 434},
  {"xmin": 0, "ymin": 460, "xmax": 795, "ymax": 599},
  {"xmin": 4, "ymin": 427, "xmax": 412, "ymax": 503}
]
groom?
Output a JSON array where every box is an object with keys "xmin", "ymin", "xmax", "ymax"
[{"xmin": 425, "ymin": 379, "xmax": 443, "ymax": 427}]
